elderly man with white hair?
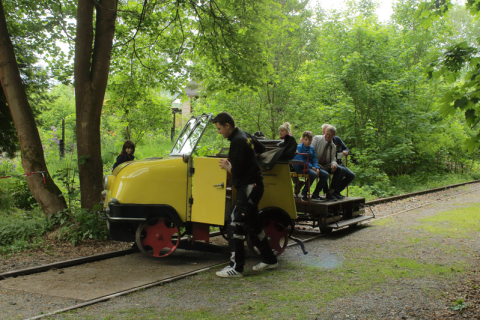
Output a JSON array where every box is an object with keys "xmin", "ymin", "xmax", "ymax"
[{"xmin": 311, "ymin": 125, "xmax": 355, "ymax": 200}]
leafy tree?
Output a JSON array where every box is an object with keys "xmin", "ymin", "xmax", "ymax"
[
  {"xmin": 103, "ymin": 86, "xmax": 173, "ymax": 145},
  {"xmin": 0, "ymin": 0, "xmax": 63, "ymax": 158},
  {"xmin": 424, "ymin": 0, "xmax": 480, "ymax": 152},
  {"xmin": 193, "ymin": 0, "xmax": 316, "ymax": 138},
  {"xmin": 0, "ymin": 93, "xmax": 18, "ymax": 157},
  {"xmin": 0, "ymin": 0, "xmax": 68, "ymax": 215}
]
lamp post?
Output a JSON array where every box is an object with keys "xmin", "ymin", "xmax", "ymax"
[
  {"xmin": 171, "ymin": 107, "xmax": 181, "ymax": 142},
  {"xmin": 59, "ymin": 118, "xmax": 65, "ymax": 157}
]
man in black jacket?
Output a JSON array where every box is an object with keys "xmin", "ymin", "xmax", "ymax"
[{"xmin": 213, "ymin": 112, "xmax": 278, "ymax": 278}]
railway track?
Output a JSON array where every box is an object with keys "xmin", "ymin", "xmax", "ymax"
[
  {"xmin": 2, "ymin": 180, "xmax": 478, "ymax": 320},
  {"xmin": 364, "ymin": 180, "xmax": 480, "ymax": 221}
]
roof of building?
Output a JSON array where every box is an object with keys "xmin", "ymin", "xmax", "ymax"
[{"xmin": 184, "ymin": 80, "xmax": 200, "ymax": 97}]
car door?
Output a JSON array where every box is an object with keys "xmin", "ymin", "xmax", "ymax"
[{"xmin": 190, "ymin": 157, "xmax": 227, "ymax": 225}]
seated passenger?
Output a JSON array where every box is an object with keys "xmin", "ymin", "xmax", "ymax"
[
  {"xmin": 322, "ymin": 123, "xmax": 349, "ymax": 166},
  {"xmin": 279, "ymin": 122, "xmax": 292, "ymax": 140},
  {"xmin": 113, "ymin": 140, "xmax": 135, "ymax": 171},
  {"xmin": 312, "ymin": 125, "xmax": 354, "ymax": 200},
  {"xmin": 276, "ymin": 122, "xmax": 301, "ymax": 192},
  {"xmin": 292, "ymin": 131, "xmax": 329, "ymax": 202}
]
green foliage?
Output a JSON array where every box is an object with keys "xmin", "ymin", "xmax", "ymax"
[
  {"xmin": 0, "ymin": 99, "xmax": 19, "ymax": 157},
  {"xmin": 48, "ymin": 206, "xmax": 108, "ymax": 246},
  {"xmin": 10, "ymin": 179, "xmax": 37, "ymax": 210},
  {"xmin": 193, "ymin": 0, "xmax": 316, "ymax": 139},
  {"xmin": 0, "ymin": 217, "xmax": 45, "ymax": 247},
  {"xmin": 0, "ymin": 157, "xmax": 37, "ymax": 209},
  {"xmin": 423, "ymin": 0, "xmax": 480, "ymax": 152},
  {"xmin": 0, "ymin": 205, "xmax": 47, "ymax": 255},
  {"xmin": 470, "ymin": 170, "xmax": 480, "ymax": 179},
  {"xmin": 103, "ymin": 88, "xmax": 173, "ymax": 146},
  {"xmin": 450, "ymin": 298, "xmax": 467, "ymax": 312}
]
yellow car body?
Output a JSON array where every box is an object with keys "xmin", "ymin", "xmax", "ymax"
[{"xmin": 103, "ymin": 114, "xmax": 297, "ymax": 250}]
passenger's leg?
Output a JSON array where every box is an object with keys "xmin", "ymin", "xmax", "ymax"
[
  {"xmin": 292, "ymin": 165, "xmax": 305, "ymax": 196},
  {"xmin": 301, "ymin": 169, "xmax": 317, "ymax": 196},
  {"xmin": 330, "ymin": 166, "xmax": 345, "ymax": 192},
  {"xmin": 338, "ymin": 166, "xmax": 355, "ymax": 193},
  {"xmin": 313, "ymin": 169, "xmax": 329, "ymax": 196}
]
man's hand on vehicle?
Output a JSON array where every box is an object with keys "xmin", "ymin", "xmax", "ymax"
[{"xmin": 219, "ymin": 159, "xmax": 232, "ymax": 171}]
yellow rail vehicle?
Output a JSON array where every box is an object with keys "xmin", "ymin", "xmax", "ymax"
[{"xmin": 102, "ymin": 114, "xmax": 372, "ymax": 258}]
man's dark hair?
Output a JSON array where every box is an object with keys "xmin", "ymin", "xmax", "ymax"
[
  {"xmin": 122, "ymin": 140, "xmax": 135, "ymax": 154},
  {"xmin": 212, "ymin": 112, "xmax": 235, "ymax": 127},
  {"xmin": 302, "ymin": 131, "xmax": 313, "ymax": 140}
]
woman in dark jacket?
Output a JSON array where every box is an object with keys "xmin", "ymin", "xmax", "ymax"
[{"xmin": 113, "ymin": 140, "xmax": 135, "ymax": 170}]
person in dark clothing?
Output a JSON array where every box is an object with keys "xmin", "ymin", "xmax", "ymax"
[
  {"xmin": 333, "ymin": 136, "xmax": 349, "ymax": 165},
  {"xmin": 112, "ymin": 140, "xmax": 135, "ymax": 171},
  {"xmin": 213, "ymin": 112, "xmax": 278, "ymax": 278}
]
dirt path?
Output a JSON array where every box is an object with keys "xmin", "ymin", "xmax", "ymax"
[{"xmin": 1, "ymin": 184, "xmax": 479, "ymax": 319}]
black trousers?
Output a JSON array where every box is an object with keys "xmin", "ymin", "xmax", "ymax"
[{"xmin": 227, "ymin": 180, "xmax": 277, "ymax": 272}]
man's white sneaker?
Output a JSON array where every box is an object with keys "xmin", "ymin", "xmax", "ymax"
[
  {"xmin": 216, "ymin": 267, "xmax": 243, "ymax": 278},
  {"xmin": 252, "ymin": 262, "xmax": 278, "ymax": 271}
]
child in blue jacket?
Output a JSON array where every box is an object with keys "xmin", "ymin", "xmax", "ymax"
[{"xmin": 293, "ymin": 131, "xmax": 329, "ymax": 201}]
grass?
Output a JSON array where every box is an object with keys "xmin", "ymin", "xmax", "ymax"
[{"xmin": 414, "ymin": 203, "xmax": 480, "ymax": 238}]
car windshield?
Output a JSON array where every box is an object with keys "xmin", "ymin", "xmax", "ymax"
[{"xmin": 170, "ymin": 114, "xmax": 213, "ymax": 156}]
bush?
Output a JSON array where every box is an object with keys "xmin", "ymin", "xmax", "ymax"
[
  {"xmin": 0, "ymin": 210, "xmax": 48, "ymax": 255},
  {"xmin": 470, "ymin": 171, "xmax": 480, "ymax": 180},
  {"xmin": 11, "ymin": 179, "xmax": 37, "ymax": 209},
  {"xmin": 0, "ymin": 218, "xmax": 46, "ymax": 247},
  {"xmin": 49, "ymin": 206, "xmax": 108, "ymax": 246}
]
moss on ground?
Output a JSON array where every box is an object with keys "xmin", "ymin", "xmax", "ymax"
[{"xmin": 413, "ymin": 204, "xmax": 480, "ymax": 238}]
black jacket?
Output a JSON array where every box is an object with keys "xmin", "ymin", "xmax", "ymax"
[
  {"xmin": 112, "ymin": 153, "xmax": 135, "ymax": 170},
  {"xmin": 228, "ymin": 128, "xmax": 262, "ymax": 189}
]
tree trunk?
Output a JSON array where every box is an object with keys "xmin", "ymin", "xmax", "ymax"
[
  {"xmin": 0, "ymin": 0, "xmax": 67, "ymax": 215},
  {"xmin": 75, "ymin": 0, "xmax": 118, "ymax": 210}
]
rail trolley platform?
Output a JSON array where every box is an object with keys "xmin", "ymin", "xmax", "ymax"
[{"xmin": 294, "ymin": 196, "xmax": 373, "ymax": 233}]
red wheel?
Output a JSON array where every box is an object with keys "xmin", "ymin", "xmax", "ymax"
[
  {"xmin": 135, "ymin": 217, "xmax": 180, "ymax": 257},
  {"xmin": 263, "ymin": 220, "xmax": 289, "ymax": 256},
  {"xmin": 247, "ymin": 219, "xmax": 289, "ymax": 257}
]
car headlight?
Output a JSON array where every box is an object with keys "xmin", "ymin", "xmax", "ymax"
[{"xmin": 104, "ymin": 175, "xmax": 115, "ymax": 190}]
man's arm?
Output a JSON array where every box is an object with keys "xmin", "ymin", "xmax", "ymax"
[
  {"xmin": 225, "ymin": 138, "xmax": 246, "ymax": 176},
  {"xmin": 336, "ymin": 137, "xmax": 349, "ymax": 156},
  {"xmin": 310, "ymin": 148, "xmax": 320, "ymax": 169}
]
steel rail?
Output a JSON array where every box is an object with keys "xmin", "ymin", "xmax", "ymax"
[
  {"xmin": 363, "ymin": 182, "xmax": 480, "ymax": 224},
  {"xmin": 364, "ymin": 180, "xmax": 479, "ymax": 206},
  {"xmin": 24, "ymin": 262, "xmax": 227, "ymax": 320},
  {"xmin": 0, "ymin": 233, "xmax": 225, "ymax": 280},
  {"xmin": 0, "ymin": 248, "xmax": 136, "ymax": 280}
]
